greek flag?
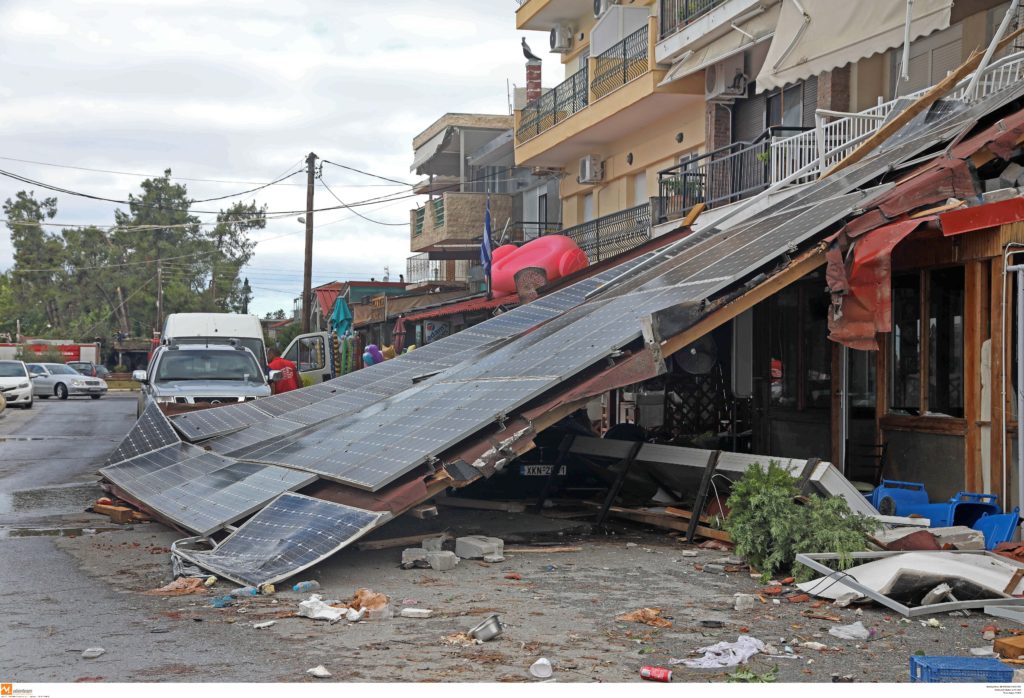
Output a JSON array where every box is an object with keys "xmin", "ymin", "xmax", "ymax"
[{"xmin": 480, "ymin": 193, "xmax": 493, "ymax": 278}]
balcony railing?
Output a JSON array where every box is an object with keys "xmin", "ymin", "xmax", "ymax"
[
  {"xmin": 657, "ymin": 126, "xmax": 807, "ymax": 220},
  {"xmin": 510, "ymin": 220, "xmax": 562, "ymax": 242},
  {"xmin": 591, "ymin": 26, "xmax": 650, "ymax": 100},
  {"xmin": 660, "ymin": 0, "xmax": 728, "ymax": 39},
  {"xmin": 431, "ymin": 197, "xmax": 445, "ymax": 229},
  {"xmin": 553, "ymin": 202, "xmax": 652, "ymax": 264},
  {"xmin": 656, "ymin": 50, "xmax": 1024, "ymax": 222},
  {"xmin": 517, "ymin": 66, "xmax": 589, "ymax": 143},
  {"xmin": 406, "ymin": 253, "xmax": 472, "ymax": 285},
  {"xmin": 413, "ymin": 207, "xmax": 425, "ymax": 236}
]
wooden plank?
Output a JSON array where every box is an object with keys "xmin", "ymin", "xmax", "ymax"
[
  {"xmin": 504, "ymin": 546, "xmax": 582, "ymax": 554},
  {"xmin": 605, "ymin": 506, "xmax": 732, "ymax": 543},
  {"xmin": 681, "ymin": 203, "xmax": 706, "ymax": 228},
  {"xmin": 661, "ymin": 246, "xmax": 827, "ymax": 358},
  {"xmin": 93, "ymin": 503, "xmax": 136, "ymax": 524},
  {"xmin": 434, "ymin": 496, "xmax": 526, "ymax": 513},
  {"xmin": 664, "ymin": 506, "xmax": 711, "ymax": 524},
  {"xmin": 356, "ymin": 534, "xmax": 441, "ymax": 551},
  {"xmin": 825, "ymin": 27, "xmax": 1024, "ymax": 177}
]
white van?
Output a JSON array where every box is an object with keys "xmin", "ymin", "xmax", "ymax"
[{"xmin": 161, "ymin": 313, "xmax": 267, "ymax": 367}]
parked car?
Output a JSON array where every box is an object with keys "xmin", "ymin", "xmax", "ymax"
[
  {"xmin": 0, "ymin": 360, "xmax": 33, "ymax": 409},
  {"xmin": 133, "ymin": 343, "xmax": 276, "ymax": 417},
  {"xmin": 67, "ymin": 361, "xmax": 111, "ymax": 378},
  {"xmin": 27, "ymin": 363, "xmax": 108, "ymax": 400}
]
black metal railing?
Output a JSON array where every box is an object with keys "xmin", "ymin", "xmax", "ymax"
[
  {"xmin": 660, "ymin": 0, "xmax": 728, "ymax": 39},
  {"xmin": 656, "ymin": 126, "xmax": 809, "ymax": 222},
  {"xmin": 406, "ymin": 253, "xmax": 470, "ymax": 285},
  {"xmin": 510, "ymin": 221, "xmax": 562, "ymax": 242},
  {"xmin": 552, "ymin": 203, "xmax": 651, "ymax": 264},
  {"xmin": 591, "ymin": 26, "xmax": 650, "ymax": 100},
  {"xmin": 516, "ymin": 66, "xmax": 589, "ymax": 142}
]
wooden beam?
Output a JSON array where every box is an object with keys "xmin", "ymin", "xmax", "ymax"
[
  {"xmin": 825, "ymin": 27, "xmax": 1024, "ymax": 178},
  {"xmin": 660, "ymin": 246, "xmax": 827, "ymax": 358},
  {"xmin": 435, "ymin": 496, "xmax": 527, "ymax": 513},
  {"xmin": 356, "ymin": 533, "xmax": 443, "ymax": 551},
  {"xmin": 681, "ymin": 203, "xmax": 706, "ymax": 228},
  {"xmin": 603, "ymin": 505, "xmax": 732, "ymax": 542}
]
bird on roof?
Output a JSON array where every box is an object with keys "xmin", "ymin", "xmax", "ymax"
[{"xmin": 522, "ymin": 37, "xmax": 542, "ymax": 62}]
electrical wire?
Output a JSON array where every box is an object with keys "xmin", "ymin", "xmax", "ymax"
[
  {"xmin": 321, "ymin": 159, "xmax": 412, "ymax": 187},
  {"xmin": 317, "ymin": 174, "xmax": 408, "ymax": 226}
]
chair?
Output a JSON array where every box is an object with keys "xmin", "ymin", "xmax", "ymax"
[{"xmin": 845, "ymin": 441, "xmax": 888, "ymax": 494}]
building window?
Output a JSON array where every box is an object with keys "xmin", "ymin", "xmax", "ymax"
[
  {"xmin": 768, "ymin": 275, "xmax": 832, "ymax": 411},
  {"xmin": 766, "ymin": 83, "xmax": 803, "ymax": 129},
  {"xmin": 890, "ymin": 267, "xmax": 964, "ymax": 417}
]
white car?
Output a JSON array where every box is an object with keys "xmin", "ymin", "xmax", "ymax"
[
  {"xmin": 0, "ymin": 360, "xmax": 33, "ymax": 409},
  {"xmin": 27, "ymin": 362, "xmax": 108, "ymax": 400}
]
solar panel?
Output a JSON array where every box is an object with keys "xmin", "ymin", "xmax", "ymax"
[
  {"xmin": 100, "ymin": 442, "xmax": 316, "ymax": 535},
  {"xmin": 174, "ymin": 492, "xmax": 385, "ymax": 586},
  {"xmin": 105, "ymin": 402, "xmax": 182, "ymax": 466}
]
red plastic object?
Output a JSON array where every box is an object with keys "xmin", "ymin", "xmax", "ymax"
[{"xmin": 490, "ymin": 236, "xmax": 589, "ymax": 296}]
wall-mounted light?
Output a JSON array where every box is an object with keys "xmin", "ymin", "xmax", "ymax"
[
  {"xmin": 626, "ymin": 152, "xmax": 633, "ymax": 165},
  {"xmin": 675, "ymin": 132, "xmax": 685, "ymax": 143}
]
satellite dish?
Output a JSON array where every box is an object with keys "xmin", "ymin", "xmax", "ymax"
[{"xmin": 675, "ymin": 335, "xmax": 718, "ymax": 375}]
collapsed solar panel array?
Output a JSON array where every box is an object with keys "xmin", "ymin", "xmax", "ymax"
[{"xmin": 100, "ymin": 83, "xmax": 1024, "ymax": 584}]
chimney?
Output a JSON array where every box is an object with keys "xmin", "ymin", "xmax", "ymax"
[{"xmin": 526, "ymin": 59, "xmax": 542, "ymax": 103}]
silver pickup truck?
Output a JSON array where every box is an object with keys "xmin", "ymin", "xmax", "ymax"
[{"xmin": 133, "ymin": 343, "xmax": 277, "ymax": 417}]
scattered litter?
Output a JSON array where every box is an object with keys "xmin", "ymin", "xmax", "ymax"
[
  {"xmin": 800, "ymin": 642, "xmax": 828, "ymax": 651},
  {"xmin": 832, "ymin": 592, "xmax": 860, "ymax": 608},
  {"xmin": 399, "ymin": 608, "xmax": 433, "ymax": 619},
  {"xmin": 443, "ymin": 632, "xmax": 481, "ymax": 647},
  {"xmin": 530, "ymin": 657, "xmax": 553, "ymax": 679},
  {"xmin": 699, "ymin": 540, "xmax": 732, "ymax": 551},
  {"xmin": 626, "ymin": 542, "xmax": 638, "ymax": 549},
  {"xmin": 297, "ymin": 594, "xmax": 344, "ymax": 623},
  {"xmin": 971, "ymin": 647, "xmax": 998, "ymax": 657},
  {"xmin": 505, "ymin": 573, "xmax": 522, "ymax": 580},
  {"xmin": 921, "ymin": 618, "xmax": 941, "ymax": 628},
  {"xmin": 292, "ymin": 580, "xmax": 320, "ymax": 593},
  {"xmin": 229, "ymin": 585, "xmax": 260, "ymax": 598},
  {"xmin": 468, "ymin": 614, "xmax": 504, "ymax": 642},
  {"xmin": 483, "ymin": 554, "xmax": 506, "ymax": 563},
  {"xmin": 347, "ymin": 588, "xmax": 391, "ymax": 620},
  {"xmin": 81, "ymin": 648, "xmax": 105, "ymax": 659},
  {"xmin": 640, "ymin": 666, "xmax": 673, "ymax": 682},
  {"xmin": 252, "ymin": 620, "xmax": 276, "ymax": 630},
  {"xmin": 203, "ymin": 576, "xmax": 217, "ymax": 587},
  {"xmin": 210, "ymin": 595, "xmax": 234, "ymax": 608},
  {"xmin": 702, "ymin": 563, "xmax": 726, "ymax": 574},
  {"xmin": 143, "ymin": 577, "xmax": 207, "ymax": 596},
  {"xmin": 671, "ymin": 636, "xmax": 766, "ymax": 668},
  {"xmin": 345, "ymin": 607, "xmax": 366, "ymax": 622},
  {"xmin": 617, "ymin": 608, "xmax": 673, "ymax": 629},
  {"xmin": 680, "ymin": 550, "xmax": 698, "ymax": 557},
  {"xmin": 734, "ymin": 594, "xmax": 756, "ymax": 612},
  {"xmin": 259, "ymin": 583, "xmax": 275, "ymax": 595},
  {"xmin": 700, "ymin": 619, "xmax": 725, "ymax": 628},
  {"xmin": 306, "ymin": 665, "xmax": 331, "ymax": 679},
  {"xmin": 829, "ymin": 622, "xmax": 870, "ymax": 641},
  {"xmin": 984, "ymin": 625, "xmax": 998, "ymax": 641}
]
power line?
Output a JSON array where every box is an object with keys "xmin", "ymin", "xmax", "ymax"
[
  {"xmin": 321, "ymin": 159, "xmax": 412, "ymax": 187},
  {"xmin": 317, "ymin": 175, "xmax": 408, "ymax": 226}
]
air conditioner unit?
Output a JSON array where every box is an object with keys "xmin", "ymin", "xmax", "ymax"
[
  {"xmin": 705, "ymin": 54, "xmax": 748, "ymax": 101},
  {"xmin": 550, "ymin": 23, "xmax": 574, "ymax": 53},
  {"xmin": 593, "ymin": 0, "xmax": 620, "ymax": 18},
  {"xmin": 578, "ymin": 155, "xmax": 603, "ymax": 184}
]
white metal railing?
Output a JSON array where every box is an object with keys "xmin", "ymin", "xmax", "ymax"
[{"xmin": 767, "ymin": 50, "xmax": 1024, "ymax": 187}]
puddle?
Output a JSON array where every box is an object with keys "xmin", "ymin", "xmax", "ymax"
[
  {"xmin": 0, "ymin": 525, "xmax": 123, "ymax": 538},
  {"xmin": 0, "ymin": 482, "xmax": 103, "ymax": 516}
]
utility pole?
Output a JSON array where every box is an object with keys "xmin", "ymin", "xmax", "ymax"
[
  {"xmin": 156, "ymin": 259, "xmax": 164, "ymax": 335},
  {"xmin": 301, "ymin": 151, "xmax": 318, "ymax": 334}
]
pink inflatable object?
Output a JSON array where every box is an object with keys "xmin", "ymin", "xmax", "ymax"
[{"xmin": 490, "ymin": 235, "xmax": 589, "ymax": 296}]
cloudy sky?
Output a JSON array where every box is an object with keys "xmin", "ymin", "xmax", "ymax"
[{"xmin": 0, "ymin": 0, "xmax": 558, "ymax": 317}]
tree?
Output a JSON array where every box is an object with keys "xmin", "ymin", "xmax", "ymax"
[
  {"xmin": 3, "ymin": 191, "xmax": 64, "ymax": 333},
  {"xmin": 206, "ymin": 201, "xmax": 262, "ymax": 312}
]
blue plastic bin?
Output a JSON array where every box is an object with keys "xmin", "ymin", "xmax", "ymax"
[{"xmin": 910, "ymin": 656, "xmax": 1014, "ymax": 683}]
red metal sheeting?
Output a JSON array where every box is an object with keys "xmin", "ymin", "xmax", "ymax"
[
  {"xmin": 827, "ymin": 218, "xmax": 933, "ymax": 350},
  {"xmin": 401, "ymin": 294, "xmax": 520, "ymax": 322},
  {"xmin": 941, "ymin": 197, "xmax": 1024, "ymax": 236}
]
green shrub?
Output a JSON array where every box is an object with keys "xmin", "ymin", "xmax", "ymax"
[{"xmin": 724, "ymin": 462, "xmax": 872, "ymax": 582}]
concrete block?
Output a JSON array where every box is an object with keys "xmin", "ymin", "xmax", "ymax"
[
  {"xmin": 984, "ymin": 177, "xmax": 1006, "ymax": 192},
  {"xmin": 422, "ymin": 536, "xmax": 446, "ymax": 552},
  {"xmin": 983, "ymin": 187, "xmax": 1018, "ymax": 204},
  {"xmin": 1001, "ymin": 162, "xmax": 1024, "ymax": 186},
  {"xmin": 402, "ymin": 548, "xmax": 428, "ymax": 564},
  {"xmin": 483, "ymin": 554, "xmax": 505, "ymax": 563},
  {"xmin": 455, "ymin": 535, "xmax": 504, "ymax": 559},
  {"xmin": 426, "ymin": 551, "xmax": 460, "ymax": 571}
]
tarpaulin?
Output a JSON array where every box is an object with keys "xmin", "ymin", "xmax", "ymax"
[
  {"xmin": 827, "ymin": 218, "xmax": 933, "ymax": 350},
  {"xmin": 330, "ymin": 297, "xmax": 353, "ymax": 335}
]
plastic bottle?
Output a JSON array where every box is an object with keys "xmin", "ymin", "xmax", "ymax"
[
  {"xmin": 229, "ymin": 585, "xmax": 260, "ymax": 597},
  {"xmin": 293, "ymin": 580, "xmax": 320, "ymax": 593}
]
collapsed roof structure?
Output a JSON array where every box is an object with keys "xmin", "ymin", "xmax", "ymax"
[{"xmin": 101, "ymin": 67, "xmax": 1024, "ymax": 586}]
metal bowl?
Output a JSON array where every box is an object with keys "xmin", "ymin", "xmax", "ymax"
[{"xmin": 469, "ymin": 614, "xmax": 504, "ymax": 642}]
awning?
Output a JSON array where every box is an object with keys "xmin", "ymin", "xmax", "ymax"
[
  {"xmin": 411, "ymin": 126, "xmax": 454, "ymax": 174},
  {"xmin": 756, "ymin": 0, "xmax": 953, "ymax": 93},
  {"xmin": 941, "ymin": 197, "xmax": 1024, "ymax": 236},
  {"xmin": 659, "ymin": 4, "xmax": 780, "ymax": 87},
  {"xmin": 402, "ymin": 293, "xmax": 521, "ymax": 323},
  {"xmin": 826, "ymin": 218, "xmax": 934, "ymax": 351}
]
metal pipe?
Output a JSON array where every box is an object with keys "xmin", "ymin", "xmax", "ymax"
[
  {"xmin": 899, "ymin": 0, "xmax": 914, "ymax": 84},
  {"xmin": 967, "ymin": 0, "xmax": 1021, "ymax": 101}
]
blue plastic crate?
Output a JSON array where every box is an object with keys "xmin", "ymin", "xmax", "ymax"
[{"xmin": 910, "ymin": 656, "xmax": 1014, "ymax": 683}]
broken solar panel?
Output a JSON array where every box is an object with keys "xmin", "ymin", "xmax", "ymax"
[
  {"xmin": 175, "ymin": 492, "xmax": 384, "ymax": 586},
  {"xmin": 104, "ymin": 402, "xmax": 181, "ymax": 465},
  {"xmin": 100, "ymin": 442, "xmax": 315, "ymax": 535}
]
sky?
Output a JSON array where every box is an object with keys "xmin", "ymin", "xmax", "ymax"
[{"xmin": 0, "ymin": 0, "xmax": 560, "ymax": 318}]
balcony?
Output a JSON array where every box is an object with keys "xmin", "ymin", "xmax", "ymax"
[
  {"xmin": 515, "ymin": 17, "xmax": 703, "ymax": 168},
  {"xmin": 549, "ymin": 202, "xmax": 652, "ymax": 264},
  {"xmin": 656, "ymin": 50, "xmax": 1024, "ymax": 223},
  {"xmin": 659, "ymin": 0, "xmax": 728, "ymax": 40},
  {"xmin": 410, "ymin": 192, "xmax": 513, "ymax": 256},
  {"xmin": 515, "ymin": 0, "xmax": 595, "ymax": 31},
  {"xmin": 406, "ymin": 253, "xmax": 473, "ymax": 285},
  {"xmin": 656, "ymin": 0, "xmax": 763, "ymax": 64}
]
